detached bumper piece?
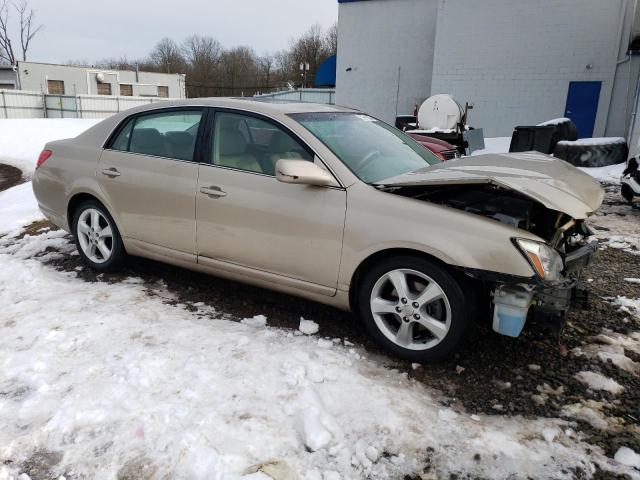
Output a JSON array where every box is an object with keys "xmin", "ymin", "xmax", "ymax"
[{"xmin": 491, "ymin": 239, "xmax": 598, "ymax": 337}]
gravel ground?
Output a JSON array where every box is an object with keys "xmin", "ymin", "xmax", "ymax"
[{"xmin": 3, "ymin": 169, "xmax": 640, "ymax": 479}]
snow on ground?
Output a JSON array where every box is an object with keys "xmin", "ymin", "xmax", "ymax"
[
  {"xmin": 1, "ymin": 185, "xmax": 638, "ymax": 478},
  {"xmin": 573, "ymin": 371, "xmax": 624, "ymax": 394},
  {"xmin": 470, "ymin": 136, "xmax": 511, "ymax": 156},
  {"xmin": 0, "ymin": 182, "xmax": 41, "ymax": 237},
  {"xmin": 615, "ymin": 447, "xmax": 640, "ymax": 469},
  {"xmin": 0, "ymin": 119, "xmax": 99, "ymax": 177}
]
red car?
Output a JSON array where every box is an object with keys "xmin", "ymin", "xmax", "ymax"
[{"xmin": 407, "ymin": 133, "xmax": 461, "ymax": 161}]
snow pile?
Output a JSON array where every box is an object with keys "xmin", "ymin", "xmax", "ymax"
[
  {"xmin": 537, "ymin": 118, "xmax": 571, "ymax": 126},
  {"xmin": 557, "ymin": 137, "xmax": 626, "ymax": 147},
  {"xmin": 574, "ymin": 371, "xmax": 624, "ymax": 394},
  {"xmin": 578, "ymin": 162, "xmax": 626, "ymax": 184},
  {"xmin": 299, "ymin": 318, "xmax": 319, "ymax": 335},
  {"xmin": 0, "ymin": 119, "xmax": 99, "ymax": 177},
  {"xmin": 611, "ymin": 296, "xmax": 640, "ymax": 318},
  {"xmin": 561, "ymin": 401, "xmax": 611, "ymax": 431},
  {"xmin": 0, "ymin": 182, "xmax": 42, "ymax": 237},
  {"xmin": 0, "ymin": 184, "xmax": 634, "ymax": 479},
  {"xmin": 615, "ymin": 447, "xmax": 640, "ymax": 469},
  {"xmin": 573, "ymin": 331, "xmax": 640, "ymax": 374}
]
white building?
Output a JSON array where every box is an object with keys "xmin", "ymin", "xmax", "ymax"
[
  {"xmin": 7, "ymin": 61, "xmax": 186, "ymax": 98},
  {"xmin": 336, "ymin": 0, "xmax": 640, "ymax": 138}
]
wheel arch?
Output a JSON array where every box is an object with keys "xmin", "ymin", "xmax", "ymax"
[
  {"xmin": 348, "ymin": 247, "xmax": 465, "ymax": 314},
  {"xmin": 67, "ymin": 192, "xmax": 124, "ymax": 237}
]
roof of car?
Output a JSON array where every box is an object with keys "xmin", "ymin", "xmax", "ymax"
[{"xmin": 137, "ymin": 97, "xmax": 355, "ymax": 115}]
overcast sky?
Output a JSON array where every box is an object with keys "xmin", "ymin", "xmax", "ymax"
[{"xmin": 19, "ymin": 0, "xmax": 338, "ymax": 64}]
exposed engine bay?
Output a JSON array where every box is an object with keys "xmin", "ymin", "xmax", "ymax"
[{"xmin": 384, "ymin": 183, "xmax": 593, "ymax": 254}]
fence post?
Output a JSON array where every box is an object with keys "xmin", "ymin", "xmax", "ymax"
[
  {"xmin": 42, "ymin": 92, "xmax": 48, "ymax": 118},
  {"xmin": 116, "ymin": 96, "xmax": 120, "ymax": 113},
  {"xmin": 78, "ymin": 96, "xmax": 83, "ymax": 118},
  {"xmin": 1, "ymin": 90, "xmax": 6, "ymax": 119}
]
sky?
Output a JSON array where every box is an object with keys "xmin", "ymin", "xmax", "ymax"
[{"xmin": 15, "ymin": 0, "xmax": 338, "ymax": 64}]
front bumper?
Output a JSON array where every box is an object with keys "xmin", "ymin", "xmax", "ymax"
[{"xmin": 464, "ymin": 239, "xmax": 599, "ymax": 337}]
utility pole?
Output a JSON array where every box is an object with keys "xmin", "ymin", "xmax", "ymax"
[{"xmin": 299, "ymin": 62, "xmax": 310, "ymax": 88}]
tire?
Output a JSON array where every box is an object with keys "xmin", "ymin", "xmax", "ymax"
[
  {"xmin": 622, "ymin": 183, "xmax": 635, "ymax": 204},
  {"xmin": 553, "ymin": 140, "xmax": 629, "ymax": 168},
  {"xmin": 357, "ymin": 255, "xmax": 469, "ymax": 363},
  {"xmin": 72, "ymin": 199, "xmax": 125, "ymax": 271}
]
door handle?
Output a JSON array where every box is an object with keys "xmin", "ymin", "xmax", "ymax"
[
  {"xmin": 200, "ymin": 186, "xmax": 227, "ymax": 198},
  {"xmin": 101, "ymin": 168, "xmax": 121, "ymax": 177}
]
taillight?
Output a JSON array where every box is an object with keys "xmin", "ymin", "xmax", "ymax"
[
  {"xmin": 435, "ymin": 151, "xmax": 447, "ymax": 161},
  {"xmin": 37, "ymin": 149, "xmax": 52, "ymax": 169}
]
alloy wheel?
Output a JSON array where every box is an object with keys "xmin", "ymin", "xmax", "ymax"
[
  {"xmin": 369, "ymin": 268, "xmax": 452, "ymax": 351},
  {"xmin": 77, "ymin": 208, "xmax": 113, "ymax": 264}
]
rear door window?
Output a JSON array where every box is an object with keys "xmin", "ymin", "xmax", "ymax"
[{"xmin": 109, "ymin": 109, "xmax": 203, "ymax": 161}]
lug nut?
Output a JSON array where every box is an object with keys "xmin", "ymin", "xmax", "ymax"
[
  {"xmin": 395, "ymin": 306, "xmax": 402, "ymax": 313},
  {"xmin": 403, "ymin": 316, "xmax": 410, "ymax": 322},
  {"xmin": 412, "ymin": 302, "xmax": 419, "ymax": 308},
  {"xmin": 413, "ymin": 313, "xmax": 421, "ymax": 320},
  {"xmin": 401, "ymin": 298, "xmax": 408, "ymax": 304}
]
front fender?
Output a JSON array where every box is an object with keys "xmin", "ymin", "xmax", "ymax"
[{"xmin": 339, "ymin": 184, "xmax": 540, "ymax": 289}]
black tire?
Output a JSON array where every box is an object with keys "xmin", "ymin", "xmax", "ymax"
[
  {"xmin": 357, "ymin": 255, "xmax": 469, "ymax": 363},
  {"xmin": 71, "ymin": 199, "xmax": 125, "ymax": 271},
  {"xmin": 622, "ymin": 183, "xmax": 636, "ymax": 204},
  {"xmin": 553, "ymin": 140, "xmax": 629, "ymax": 168}
]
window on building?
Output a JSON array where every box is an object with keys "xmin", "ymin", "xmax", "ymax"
[
  {"xmin": 157, "ymin": 86, "xmax": 169, "ymax": 98},
  {"xmin": 47, "ymin": 80, "xmax": 65, "ymax": 95},
  {"xmin": 97, "ymin": 83, "xmax": 112, "ymax": 95},
  {"xmin": 119, "ymin": 84, "xmax": 133, "ymax": 96},
  {"xmin": 109, "ymin": 109, "xmax": 203, "ymax": 161},
  {"xmin": 0, "ymin": 83, "xmax": 14, "ymax": 90}
]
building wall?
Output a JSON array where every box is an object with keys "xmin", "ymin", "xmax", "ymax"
[
  {"xmin": 16, "ymin": 62, "xmax": 186, "ymax": 98},
  {"xmin": 0, "ymin": 68, "xmax": 17, "ymax": 89},
  {"xmin": 430, "ymin": 0, "xmax": 626, "ymax": 137},
  {"xmin": 335, "ymin": 0, "xmax": 438, "ymax": 123}
]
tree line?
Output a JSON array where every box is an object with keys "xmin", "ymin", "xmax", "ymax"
[{"xmin": 70, "ymin": 24, "xmax": 337, "ymax": 98}]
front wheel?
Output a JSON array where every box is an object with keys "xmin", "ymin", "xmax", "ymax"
[
  {"xmin": 72, "ymin": 200, "xmax": 125, "ymax": 271},
  {"xmin": 357, "ymin": 256, "xmax": 469, "ymax": 363}
]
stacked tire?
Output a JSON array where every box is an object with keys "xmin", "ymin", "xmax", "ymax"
[{"xmin": 553, "ymin": 138, "xmax": 628, "ymax": 168}]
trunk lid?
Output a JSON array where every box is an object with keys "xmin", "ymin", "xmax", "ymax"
[{"xmin": 375, "ymin": 152, "xmax": 604, "ymax": 219}]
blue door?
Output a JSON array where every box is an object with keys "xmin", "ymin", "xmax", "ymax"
[{"xmin": 564, "ymin": 81, "xmax": 602, "ymax": 138}]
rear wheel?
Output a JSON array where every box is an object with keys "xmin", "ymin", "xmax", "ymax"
[
  {"xmin": 72, "ymin": 200, "xmax": 125, "ymax": 271},
  {"xmin": 357, "ymin": 255, "xmax": 468, "ymax": 362}
]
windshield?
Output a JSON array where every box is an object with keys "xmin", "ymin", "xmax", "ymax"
[{"xmin": 290, "ymin": 112, "xmax": 441, "ymax": 183}]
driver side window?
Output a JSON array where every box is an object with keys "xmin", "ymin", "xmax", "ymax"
[{"xmin": 212, "ymin": 112, "xmax": 312, "ymax": 176}]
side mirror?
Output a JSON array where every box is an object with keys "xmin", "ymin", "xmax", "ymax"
[{"xmin": 275, "ymin": 159, "xmax": 334, "ymax": 186}]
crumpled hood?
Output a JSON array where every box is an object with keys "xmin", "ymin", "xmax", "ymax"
[{"xmin": 375, "ymin": 151, "xmax": 605, "ymax": 219}]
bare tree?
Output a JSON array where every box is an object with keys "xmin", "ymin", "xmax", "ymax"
[
  {"xmin": 324, "ymin": 22, "xmax": 338, "ymax": 56},
  {"xmin": 182, "ymin": 35, "xmax": 222, "ymax": 79},
  {"xmin": 150, "ymin": 37, "xmax": 185, "ymax": 74},
  {"xmin": 0, "ymin": 0, "xmax": 42, "ymax": 65},
  {"xmin": 0, "ymin": 1, "xmax": 16, "ymax": 65},
  {"xmin": 16, "ymin": 0, "xmax": 42, "ymax": 61}
]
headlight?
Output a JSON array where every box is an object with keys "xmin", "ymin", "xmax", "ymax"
[{"xmin": 514, "ymin": 238, "xmax": 564, "ymax": 281}]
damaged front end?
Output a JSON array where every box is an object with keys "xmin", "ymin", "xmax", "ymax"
[{"xmin": 379, "ymin": 181, "xmax": 600, "ymax": 337}]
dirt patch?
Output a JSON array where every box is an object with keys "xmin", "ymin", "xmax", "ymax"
[{"xmin": 0, "ymin": 164, "xmax": 24, "ymax": 191}]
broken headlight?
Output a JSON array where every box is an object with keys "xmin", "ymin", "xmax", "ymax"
[{"xmin": 514, "ymin": 238, "xmax": 564, "ymax": 281}]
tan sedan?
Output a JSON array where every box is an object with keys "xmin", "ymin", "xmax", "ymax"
[{"xmin": 32, "ymin": 99, "xmax": 604, "ymax": 362}]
